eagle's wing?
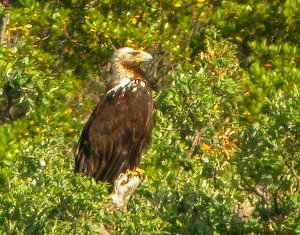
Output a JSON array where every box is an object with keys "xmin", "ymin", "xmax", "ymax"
[{"xmin": 75, "ymin": 84, "xmax": 153, "ymax": 182}]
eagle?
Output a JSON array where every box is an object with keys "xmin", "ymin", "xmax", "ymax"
[{"xmin": 75, "ymin": 47, "xmax": 154, "ymax": 183}]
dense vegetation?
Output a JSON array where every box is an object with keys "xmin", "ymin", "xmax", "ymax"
[{"xmin": 0, "ymin": 0, "xmax": 299, "ymax": 234}]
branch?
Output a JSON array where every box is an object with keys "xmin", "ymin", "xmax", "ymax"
[
  {"xmin": 0, "ymin": 13, "xmax": 9, "ymax": 46},
  {"xmin": 110, "ymin": 173, "xmax": 142, "ymax": 211}
]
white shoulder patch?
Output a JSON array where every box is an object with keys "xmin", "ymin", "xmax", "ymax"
[
  {"xmin": 119, "ymin": 78, "xmax": 131, "ymax": 88},
  {"xmin": 132, "ymin": 87, "xmax": 138, "ymax": 92},
  {"xmin": 140, "ymin": 81, "xmax": 146, "ymax": 87},
  {"xmin": 107, "ymin": 78, "xmax": 131, "ymax": 96}
]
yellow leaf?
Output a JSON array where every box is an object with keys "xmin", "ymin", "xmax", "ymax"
[
  {"xmin": 174, "ymin": 1, "xmax": 182, "ymax": 7},
  {"xmin": 131, "ymin": 17, "xmax": 138, "ymax": 25},
  {"xmin": 202, "ymin": 143, "xmax": 211, "ymax": 151}
]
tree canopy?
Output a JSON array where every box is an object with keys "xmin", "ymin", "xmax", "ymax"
[{"xmin": 0, "ymin": 0, "xmax": 299, "ymax": 234}]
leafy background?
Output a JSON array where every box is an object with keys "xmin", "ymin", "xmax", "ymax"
[{"xmin": 0, "ymin": 0, "xmax": 299, "ymax": 234}]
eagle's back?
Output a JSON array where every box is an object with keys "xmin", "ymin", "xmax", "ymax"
[{"xmin": 75, "ymin": 80, "xmax": 153, "ymax": 182}]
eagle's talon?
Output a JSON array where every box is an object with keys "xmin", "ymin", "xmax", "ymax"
[
  {"xmin": 124, "ymin": 168, "xmax": 145, "ymax": 180},
  {"xmin": 135, "ymin": 168, "xmax": 145, "ymax": 175}
]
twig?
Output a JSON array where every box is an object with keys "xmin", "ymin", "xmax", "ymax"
[{"xmin": 0, "ymin": 13, "xmax": 9, "ymax": 46}]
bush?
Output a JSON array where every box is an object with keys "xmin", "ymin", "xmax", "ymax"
[{"xmin": 0, "ymin": 0, "xmax": 299, "ymax": 234}]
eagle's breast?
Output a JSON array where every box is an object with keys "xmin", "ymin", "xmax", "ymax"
[{"xmin": 106, "ymin": 78, "xmax": 149, "ymax": 100}]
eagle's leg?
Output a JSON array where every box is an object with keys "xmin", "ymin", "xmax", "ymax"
[{"xmin": 111, "ymin": 168, "xmax": 144, "ymax": 211}]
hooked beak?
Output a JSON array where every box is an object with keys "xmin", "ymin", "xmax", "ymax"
[{"xmin": 140, "ymin": 51, "xmax": 153, "ymax": 63}]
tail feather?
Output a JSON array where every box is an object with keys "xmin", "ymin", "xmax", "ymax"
[{"xmin": 75, "ymin": 147, "xmax": 93, "ymax": 177}]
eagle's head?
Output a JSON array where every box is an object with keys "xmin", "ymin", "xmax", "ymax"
[
  {"xmin": 108, "ymin": 47, "xmax": 153, "ymax": 92},
  {"xmin": 112, "ymin": 47, "xmax": 153, "ymax": 67}
]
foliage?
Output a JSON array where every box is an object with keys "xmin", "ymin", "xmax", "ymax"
[{"xmin": 0, "ymin": 0, "xmax": 299, "ymax": 234}]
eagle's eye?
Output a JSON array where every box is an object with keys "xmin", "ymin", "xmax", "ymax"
[{"xmin": 128, "ymin": 51, "xmax": 139, "ymax": 56}]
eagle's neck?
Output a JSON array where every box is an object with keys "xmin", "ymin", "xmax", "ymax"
[
  {"xmin": 106, "ymin": 60, "xmax": 146, "ymax": 96},
  {"xmin": 109, "ymin": 59, "xmax": 144, "ymax": 88}
]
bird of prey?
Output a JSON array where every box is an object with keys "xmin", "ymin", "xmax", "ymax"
[{"xmin": 75, "ymin": 47, "xmax": 154, "ymax": 183}]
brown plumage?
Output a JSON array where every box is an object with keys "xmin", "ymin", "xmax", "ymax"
[{"xmin": 75, "ymin": 47, "xmax": 154, "ymax": 182}]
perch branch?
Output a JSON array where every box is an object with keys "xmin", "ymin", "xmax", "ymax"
[{"xmin": 110, "ymin": 173, "xmax": 142, "ymax": 211}]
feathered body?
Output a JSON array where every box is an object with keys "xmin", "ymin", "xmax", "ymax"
[{"xmin": 75, "ymin": 48, "xmax": 154, "ymax": 182}]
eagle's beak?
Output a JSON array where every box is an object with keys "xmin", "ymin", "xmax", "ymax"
[{"xmin": 140, "ymin": 51, "xmax": 153, "ymax": 63}]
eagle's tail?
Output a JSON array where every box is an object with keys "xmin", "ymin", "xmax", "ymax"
[{"xmin": 74, "ymin": 144, "xmax": 93, "ymax": 177}]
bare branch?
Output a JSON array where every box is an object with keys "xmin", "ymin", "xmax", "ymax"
[{"xmin": 0, "ymin": 13, "xmax": 9, "ymax": 46}]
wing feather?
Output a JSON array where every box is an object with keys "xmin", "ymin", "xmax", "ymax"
[{"xmin": 75, "ymin": 83, "xmax": 153, "ymax": 182}]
